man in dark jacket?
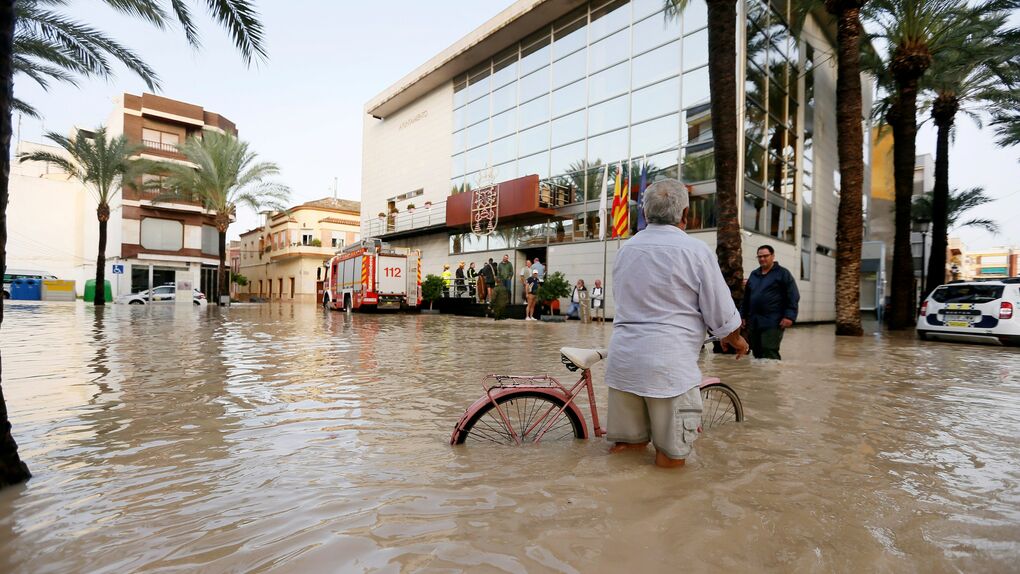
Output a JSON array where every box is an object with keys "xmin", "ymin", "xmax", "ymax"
[
  {"xmin": 740, "ymin": 245, "xmax": 800, "ymax": 359},
  {"xmin": 479, "ymin": 258, "xmax": 497, "ymax": 303}
]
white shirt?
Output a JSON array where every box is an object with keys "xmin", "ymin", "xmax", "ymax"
[{"xmin": 606, "ymin": 224, "xmax": 741, "ymax": 398}]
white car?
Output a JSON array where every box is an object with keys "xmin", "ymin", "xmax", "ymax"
[
  {"xmin": 116, "ymin": 285, "xmax": 208, "ymax": 306},
  {"xmin": 917, "ymin": 279, "xmax": 1019, "ymax": 346}
]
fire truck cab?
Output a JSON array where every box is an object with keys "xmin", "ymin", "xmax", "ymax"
[{"xmin": 322, "ymin": 239, "xmax": 421, "ymax": 311}]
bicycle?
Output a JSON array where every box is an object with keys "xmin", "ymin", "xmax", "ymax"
[{"xmin": 450, "ymin": 346, "xmax": 744, "ymax": 445}]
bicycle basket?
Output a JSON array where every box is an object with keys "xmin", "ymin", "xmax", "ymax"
[{"xmin": 560, "ymin": 354, "xmax": 580, "ymax": 372}]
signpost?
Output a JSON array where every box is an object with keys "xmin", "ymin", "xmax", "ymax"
[{"xmin": 111, "ymin": 264, "xmax": 124, "ymax": 274}]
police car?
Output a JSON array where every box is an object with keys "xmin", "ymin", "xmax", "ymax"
[{"xmin": 917, "ymin": 278, "xmax": 1020, "ymax": 345}]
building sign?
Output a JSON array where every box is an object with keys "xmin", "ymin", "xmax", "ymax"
[
  {"xmin": 470, "ymin": 184, "xmax": 499, "ymax": 235},
  {"xmin": 398, "ymin": 110, "xmax": 428, "ymax": 130}
]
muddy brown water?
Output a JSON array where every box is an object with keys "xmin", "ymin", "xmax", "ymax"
[{"xmin": 0, "ymin": 302, "xmax": 1018, "ymax": 572}]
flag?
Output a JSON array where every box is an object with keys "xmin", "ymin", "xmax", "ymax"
[
  {"xmin": 636, "ymin": 160, "xmax": 648, "ymax": 232},
  {"xmin": 598, "ymin": 164, "xmax": 609, "ymax": 241},
  {"xmin": 611, "ymin": 162, "xmax": 630, "ymax": 238}
]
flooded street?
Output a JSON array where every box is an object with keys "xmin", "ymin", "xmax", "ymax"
[{"xmin": 1, "ymin": 302, "xmax": 1019, "ymax": 572}]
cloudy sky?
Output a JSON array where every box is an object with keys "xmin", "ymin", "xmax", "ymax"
[{"xmin": 14, "ymin": 0, "xmax": 1019, "ymax": 249}]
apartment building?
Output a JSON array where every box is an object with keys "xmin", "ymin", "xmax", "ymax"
[
  {"xmin": 108, "ymin": 92, "xmax": 238, "ymax": 299},
  {"xmin": 238, "ymin": 197, "xmax": 361, "ymax": 302}
]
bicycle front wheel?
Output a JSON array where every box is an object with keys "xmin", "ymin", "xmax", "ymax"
[
  {"xmin": 453, "ymin": 391, "xmax": 585, "ymax": 445},
  {"xmin": 700, "ymin": 383, "xmax": 744, "ymax": 430}
]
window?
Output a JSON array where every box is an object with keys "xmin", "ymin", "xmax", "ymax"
[
  {"xmin": 331, "ymin": 232, "xmax": 344, "ymax": 248},
  {"xmin": 201, "ymin": 225, "xmax": 219, "ymax": 255},
  {"xmin": 551, "ymin": 110, "xmax": 585, "ymax": 147},
  {"xmin": 301, "ymin": 231, "xmax": 314, "ymax": 246},
  {"xmin": 632, "ymin": 41, "xmax": 680, "ymax": 89},
  {"xmin": 552, "ymin": 80, "xmax": 586, "ymax": 118},
  {"xmin": 589, "ymin": 62, "xmax": 629, "ymax": 103},
  {"xmin": 589, "ymin": 94, "xmax": 629, "ymax": 135},
  {"xmin": 682, "ymin": 29, "xmax": 708, "ymax": 71},
  {"xmin": 142, "ymin": 128, "xmax": 179, "ymax": 151},
  {"xmin": 140, "ymin": 218, "xmax": 183, "ymax": 251},
  {"xmin": 632, "ymin": 11, "xmax": 681, "ymax": 56},
  {"xmin": 633, "ymin": 77, "xmax": 679, "ymax": 124},
  {"xmin": 589, "ymin": 28, "xmax": 629, "ymax": 73}
]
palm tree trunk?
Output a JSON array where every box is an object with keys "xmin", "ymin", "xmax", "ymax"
[
  {"xmin": 218, "ymin": 230, "xmax": 228, "ymax": 304},
  {"xmin": 887, "ymin": 86, "xmax": 919, "ymax": 329},
  {"xmin": 95, "ymin": 204, "xmax": 109, "ymax": 306},
  {"xmin": 828, "ymin": 0, "xmax": 865, "ymax": 336},
  {"xmin": 0, "ymin": 0, "xmax": 32, "ymax": 487},
  {"xmin": 707, "ymin": 0, "xmax": 743, "ymax": 306},
  {"xmin": 927, "ymin": 97, "xmax": 956, "ymax": 296}
]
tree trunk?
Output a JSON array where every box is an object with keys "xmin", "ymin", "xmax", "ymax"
[
  {"xmin": 0, "ymin": 0, "xmax": 32, "ymax": 488},
  {"xmin": 94, "ymin": 204, "xmax": 109, "ymax": 306},
  {"xmin": 828, "ymin": 0, "xmax": 865, "ymax": 336},
  {"xmin": 887, "ymin": 86, "xmax": 920, "ymax": 329},
  {"xmin": 927, "ymin": 96, "xmax": 956, "ymax": 296},
  {"xmin": 707, "ymin": 0, "xmax": 743, "ymax": 306},
  {"xmin": 218, "ymin": 230, "xmax": 227, "ymax": 304}
]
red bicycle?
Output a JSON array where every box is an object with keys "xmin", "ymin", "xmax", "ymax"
[{"xmin": 450, "ymin": 346, "xmax": 744, "ymax": 445}]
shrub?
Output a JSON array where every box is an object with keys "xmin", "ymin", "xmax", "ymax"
[
  {"xmin": 310, "ymin": 238, "xmax": 322, "ymax": 247},
  {"xmin": 231, "ymin": 272, "xmax": 248, "ymax": 286},
  {"xmin": 537, "ymin": 271, "xmax": 571, "ymax": 302},
  {"xmin": 422, "ymin": 274, "xmax": 445, "ymax": 310}
]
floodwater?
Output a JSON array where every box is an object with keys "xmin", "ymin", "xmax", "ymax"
[{"xmin": 1, "ymin": 302, "xmax": 1019, "ymax": 573}]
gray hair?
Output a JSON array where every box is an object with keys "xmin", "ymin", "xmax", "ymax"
[{"xmin": 642, "ymin": 179, "xmax": 689, "ymax": 225}]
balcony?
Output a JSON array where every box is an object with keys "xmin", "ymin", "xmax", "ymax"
[
  {"xmin": 362, "ymin": 201, "xmax": 448, "ymax": 239},
  {"xmin": 446, "ymin": 175, "xmax": 563, "ymax": 230},
  {"xmin": 266, "ymin": 242, "xmax": 338, "ymax": 260}
]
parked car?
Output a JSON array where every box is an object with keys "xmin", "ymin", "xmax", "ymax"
[
  {"xmin": 917, "ymin": 278, "xmax": 1019, "ymax": 345},
  {"xmin": 3, "ymin": 269, "xmax": 57, "ymax": 298},
  {"xmin": 116, "ymin": 285, "xmax": 208, "ymax": 306}
]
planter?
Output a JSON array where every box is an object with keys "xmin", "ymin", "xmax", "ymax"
[
  {"xmin": 540, "ymin": 315, "xmax": 566, "ymax": 322},
  {"xmin": 421, "ymin": 309, "xmax": 441, "ymax": 315}
]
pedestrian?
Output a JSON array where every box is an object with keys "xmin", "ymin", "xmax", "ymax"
[
  {"xmin": 531, "ymin": 256, "xmax": 546, "ymax": 283},
  {"xmin": 605, "ymin": 179, "xmax": 748, "ymax": 469},
  {"xmin": 440, "ymin": 264, "xmax": 452, "ymax": 297},
  {"xmin": 740, "ymin": 244, "xmax": 800, "ymax": 359},
  {"xmin": 466, "ymin": 262, "xmax": 478, "ymax": 298},
  {"xmin": 498, "ymin": 254, "xmax": 514, "ymax": 298},
  {"xmin": 479, "ymin": 258, "xmax": 497, "ymax": 303},
  {"xmin": 526, "ymin": 269, "xmax": 541, "ymax": 320},
  {"xmin": 567, "ymin": 279, "xmax": 587, "ymax": 319},
  {"xmin": 519, "ymin": 259, "xmax": 532, "ymax": 303},
  {"xmin": 590, "ymin": 279, "xmax": 604, "ymax": 322},
  {"xmin": 455, "ymin": 261, "xmax": 466, "ymax": 297}
]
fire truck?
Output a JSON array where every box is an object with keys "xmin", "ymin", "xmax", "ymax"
[{"xmin": 322, "ymin": 239, "xmax": 421, "ymax": 311}]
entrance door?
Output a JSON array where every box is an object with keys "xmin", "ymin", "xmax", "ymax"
[
  {"xmin": 518, "ymin": 247, "xmax": 547, "ymax": 303},
  {"xmin": 289, "ymin": 277, "xmax": 295, "ymax": 299}
]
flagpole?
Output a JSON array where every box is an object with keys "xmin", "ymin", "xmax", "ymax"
[{"xmin": 600, "ymin": 163, "xmax": 609, "ymax": 323}]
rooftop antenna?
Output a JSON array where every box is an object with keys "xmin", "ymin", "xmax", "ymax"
[{"xmin": 332, "ymin": 177, "xmax": 338, "ymax": 200}]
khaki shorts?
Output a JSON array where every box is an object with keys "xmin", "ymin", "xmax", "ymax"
[{"xmin": 606, "ymin": 386, "xmax": 703, "ymax": 460}]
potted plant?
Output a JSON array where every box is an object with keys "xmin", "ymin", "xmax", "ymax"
[
  {"xmin": 422, "ymin": 274, "xmax": 445, "ymax": 313},
  {"xmin": 537, "ymin": 271, "xmax": 571, "ymax": 320},
  {"xmin": 310, "ymin": 238, "xmax": 322, "ymax": 247}
]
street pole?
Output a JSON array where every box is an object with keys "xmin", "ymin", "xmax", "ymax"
[{"xmin": 918, "ymin": 230, "xmax": 927, "ymax": 310}]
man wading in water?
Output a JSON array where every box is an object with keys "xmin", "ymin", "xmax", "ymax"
[{"xmin": 605, "ymin": 180, "xmax": 748, "ymax": 468}]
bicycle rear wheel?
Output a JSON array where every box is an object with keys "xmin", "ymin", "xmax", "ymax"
[
  {"xmin": 700, "ymin": 383, "xmax": 744, "ymax": 430},
  {"xmin": 453, "ymin": 391, "xmax": 585, "ymax": 445}
]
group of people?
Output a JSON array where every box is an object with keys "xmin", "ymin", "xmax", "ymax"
[{"xmin": 440, "ymin": 255, "xmax": 517, "ymax": 304}]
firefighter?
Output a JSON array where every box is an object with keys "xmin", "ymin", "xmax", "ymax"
[
  {"xmin": 441, "ymin": 264, "xmax": 452, "ymax": 297},
  {"xmin": 466, "ymin": 262, "xmax": 478, "ymax": 298}
]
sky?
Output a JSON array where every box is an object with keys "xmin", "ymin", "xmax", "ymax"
[{"xmin": 13, "ymin": 0, "xmax": 1020, "ymax": 250}]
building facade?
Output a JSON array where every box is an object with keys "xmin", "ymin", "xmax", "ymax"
[
  {"xmin": 238, "ymin": 198, "xmax": 361, "ymax": 302},
  {"xmin": 360, "ymin": 0, "xmax": 872, "ymax": 319}
]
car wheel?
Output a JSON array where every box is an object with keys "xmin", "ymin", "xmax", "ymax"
[{"xmin": 129, "ymin": 300, "xmax": 144, "ymax": 305}]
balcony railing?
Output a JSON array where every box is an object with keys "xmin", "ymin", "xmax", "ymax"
[
  {"xmin": 362, "ymin": 201, "xmax": 447, "ymax": 238},
  {"xmin": 142, "ymin": 140, "xmax": 179, "ymax": 153}
]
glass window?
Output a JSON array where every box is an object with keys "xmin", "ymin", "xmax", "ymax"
[
  {"xmin": 453, "ymin": 106, "xmax": 466, "ymax": 131},
  {"xmin": 551, "ymin": 110, "xmax": 585, "ymax": 147},
  {"xmin": 745, "ymin": 141, "xmax": 767, "ymax": 183},
  {"xmin": 453, "ymin": 129, "xmax": 465, "ymax": 154},
  {"xmin": 491, "ymin": 52, "xmax": 518, "ymax": 89},
  {"xmin": 453, "ymin": 78, "xmax": 467, "ymax": 109},
  {"xmin": 465, "ymin": 119, "xmax": 489, "ymax": 150},
  {"xmin": 632, "ymin": 41, "xmax": 680, "ymax": 89},
  {"xmin": 201, "ymin": 225, "xmax": 219, "ymax": 255},
  {"xmin": 585, "ymin": 163, "xmax": 608, "ymax": 200},
  {"xmin": 551, "ymin": 141, "xmax": 586, "ymax": 177},
  {"xmin": 687, "ymin": 192, "xmax": 716, "ymax": 230},
  {"xmin": 451, "ymin": 153, "xmax": 465, "ymax": 178},
  {"xmin": 632, "ymin": 77, "xmax": 679, "ymax": 124},
  {"xmin": 491, "ymin": 82, "xmax": 516, "ymax": 114},
  {"xmin": 491, "ymin": 135, "xmax": 517, "ymax": 166},
  {"xmin": 746, "ymin": 65, "xmax": 766, "ymax": 105},
  {"xmin": 683, "ymin": 29, "xmax": 708, "ymax": 70},
  {"xmin": 633, "ymin": 11, "xmax": 681, "ymax": 55},
  {"xmin": 520, "ymin": 67, "xmax": 550, "ymax": 103},
  {"xmin": 743, "ymin": 185, "xmax": 767, "ymax": 232},
  {"xmin": 590, "ymin": 28, "xmax": 630, "ymax": 73},
  {"xmin": 466, "ymin": 66, "xmax": 490, "ymax": 102},
  {"xmin": 685, "ymin": 104, "xmax": 712, "ymax": 145},
  {"xmin": 645, "ymin": 148, "xmax": 680, "ymax": 180},
  {"xmin": 520, "ymin": 34, "xmax": 551, "ymax": 75},
  {"xmin": 682, "ymin": 66, "xmax": 710, "ymax": 109},
  {"xmin": 518, "ymin": 122, "xmax": 549, "ymax": 157},
  {"xmin": 589, "ymin": 0, "xmax": 630, "ymax": 42},
  {"xmin": 683, "ymin": 0, "xmax": 708, "ymax": 32},
  {"xmin": 682, "ymin": 145, "xmax": 713, "ymax": 182},
  {"xmin": 140, "ymin": 218, "xmax": 183, "ymax": 251},
  {"xmin": 632, "ymin": 114, "xmax": 679, "ymax": 157},
  {"xmin": 465, "ymin": 144, "xmax": 489, "ymax": 174},
  {"xmin": 801, "ymin": 248, "xmax": 811, "ymax": 280},
  {"xmin": 588, "ymin": 127, "xmax": 629, "ymax": 165},
  {"xmin": 589, "ymin": 61, "xmax": 629, "ymax": 103},
  {"xmin": 491, "ymin": 108, "xmax": 516, "ymax": 140},
  {"xmin": 552, "ymin": 80, "xmax": 586, "ymax": 117},
  {"xmin": 464, "ymin": 96, "xmax": 488, "ymax": 126},
  {"xmin": 633, "ymin": 0, "xmax": 666, "ymax": 20},
  {"xmin": 589, "ymin": 94, "xmax": 629, "ymax": 135},
  {"xmin": 494, "ymin": 159, "xmax": 518, "ymax": 181},
  {"xmin": 518, "ymin": 151, "xmax": 550, "ymax": 179},
  {"xmin": 519, "ymin": 94, "xmax": 549, "ymax": 129},
  {"xmin": 553, "ymin": 12, "xmax": 587, "ymax": 59},
  {"xmin": 552, "ymin": 49, "xmax": 586, "ymax": 88}
]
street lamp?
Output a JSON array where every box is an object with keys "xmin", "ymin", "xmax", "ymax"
[{"xmin": 913, "ymin": 216, "xmax": 931, "ymax": 309}]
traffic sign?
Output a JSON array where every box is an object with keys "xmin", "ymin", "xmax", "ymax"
[{"xmin": 112, "ymin": 264, "xmax": 124, "ymax": 274}]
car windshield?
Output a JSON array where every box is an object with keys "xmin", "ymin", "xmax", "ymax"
[{"xmin": 931, "ymin": 284, "xmax": 1004, "ymax": 304}]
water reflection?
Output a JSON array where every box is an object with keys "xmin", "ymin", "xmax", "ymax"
[{"xmin": 0, "ymin": 304, "xmax": 1019, "ymax": 571}]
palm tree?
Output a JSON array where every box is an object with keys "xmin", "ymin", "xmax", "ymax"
[
  {"xmin": 912, "ymin": 187, "xmax": 1000, "ymax": 235},
  {"xmin": 922, "ymin": 16, "xmax": 1014, "ymax": 298},
  {"xmin": 18, "ymin": 127, "xmax": 145, "ymax": 305},
  {"xmin": 155, "ymin": 131, "xmax": 289, "ymax": 303},
  {"xmin": 667, "ymin": 0, "xmax": 743, "ymax": 305},
  {"xmin": 1, "ymin": 0, "xmax": 267, "ymax": 488},
  {"xmin": 864, "ymin": 0, "xmax": 998, "ymax": 329},
  {"xmin": 821, "ymin": 0, "xmax": 869, "ymax": 336}
]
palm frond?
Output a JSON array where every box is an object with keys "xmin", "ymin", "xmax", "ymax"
[
  {"xmin": 12, "ymin": 97, "xmax": 41, "ymax": 118},
  {"xmin": 202, "ymin": 0, "xmax": 268, "ymax": 66}
]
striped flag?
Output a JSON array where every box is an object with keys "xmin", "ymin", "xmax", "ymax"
[
  {"xmin": 598, "ymin": 164, "xmax": 609, "ymax": 241},
  {"xmin": 611, "ymin": 162, "xmax": 630, "ymax": 239},
  {"xmin": 636, "ymin": 160, "xmax": 648, "ymax": 232}
]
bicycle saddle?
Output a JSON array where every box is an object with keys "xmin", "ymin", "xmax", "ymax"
[{"xmin": 559, "ymin": 347, "xmax": 607, "ymax": 370}]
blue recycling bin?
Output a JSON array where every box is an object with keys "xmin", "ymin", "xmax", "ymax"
[{"xmin": 11, "ymin": 278, "xmax": 42, "ymax": 300}]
